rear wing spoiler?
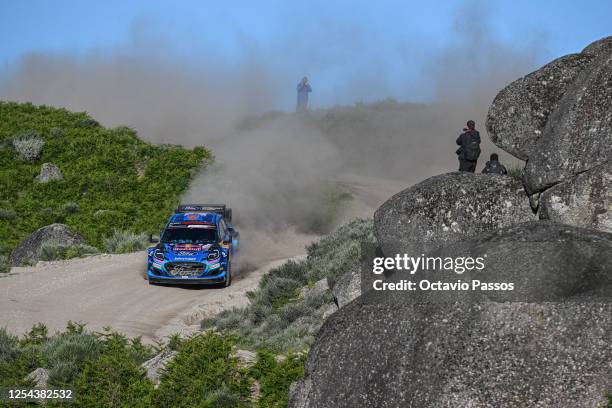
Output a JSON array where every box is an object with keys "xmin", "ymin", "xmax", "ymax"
[{"xmin": 175, "ymin": 204, "xmax": 232, "ymax": 222}]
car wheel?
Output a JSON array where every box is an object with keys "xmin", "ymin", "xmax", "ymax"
[{"xmin": 223, "ymin": 262, "xmax": 232, "ymax": 287}]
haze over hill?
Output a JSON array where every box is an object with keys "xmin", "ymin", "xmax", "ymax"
[{"xmin": 0, "ymin": 3, "xmax": 544, "ymax": 236}]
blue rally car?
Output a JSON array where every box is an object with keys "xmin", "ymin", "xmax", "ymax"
[{"xmin": 147, "ymin": 204, "xmax": 239, "ymax": 286}]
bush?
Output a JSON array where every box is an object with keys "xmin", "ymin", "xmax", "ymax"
[
  {"xmin": 507, "ymin": 165, "xmax": 524, "ymax": 182},
  {"xmin": 0, "ymin": 208, "xmax": 16, "ymax": 220},
  {"xmin": 0, "ymin": 328, "xmax": 19, "ymax": 365},
  {"xmin": 103, "ymin": 230, "xmax": 148, "ymax": 254},
  {"xmin": 0, "ymin": 255, "xmax": 10, "ymax": 273},
  {"xmin": 202, "ymin": 384, "xmax": 242, "ymax": 407},
  {"xmin": 12, "ymin": 131, "xmax": 44, "ymax": 162},
  {"xmin": 251, "ymin": 350, "xmax": 307, "ymax": 408},
  {"xmin": 42, "ymin": 332, "xmax": 103, "ymax": 384},
  {"xmin": 49, "ymin": 127, "xmax": 63, "ymax": 138},
  {"xmin": 62, "ymin": 202, "xmax": 79, "ymax": 214},
  {"xmin": 73, "ymin": 338, "xmax": 154, "ymax": 407},
  {"xmin": 0, "ymin": 327, "xmax": 41, "ymax": 387},
  {"xmin": 154, "ymin": 332, "xmax": 251, "ymax": 407},
  {"xmin": 40, "ymin": 244, "xmax": 99, "ymax": 261}
]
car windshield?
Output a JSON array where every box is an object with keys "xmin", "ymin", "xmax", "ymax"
[{"xmin": 161, "ymin": 227, "xmax": 217, "ymax": 244}]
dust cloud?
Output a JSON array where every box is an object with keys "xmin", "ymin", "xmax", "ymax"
[{"xmin": 0, "ymin": 3, "xmax": 544, "ymax": 257}]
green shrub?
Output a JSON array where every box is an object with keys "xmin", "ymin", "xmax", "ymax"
[
  {"xmin": 0, "ymin": 327, "xmax": 41, "ymax": 387},
  {"xmin": 0, "ymin": 255, "xmax": 10, "ymax": 273},
  {"xmin": 12, "ymin": 130, "xmax": 44, "ymax": 162},
  {"xmin": 103, "ymin": 230, "xmax": 148, "ymax": 253},
  {"xmin": 74, "ymin": 118, "xmax": 101, "ymax": 129},
  {"xmin": 507, "ymin": 165, "xmax": 524, "ymax": 182},
  {"xmin": 49, "ymin": 127, "xmax": 63, "ymax": 139},
  {"xmin": 251, "ymin": 350, "xmax": 307, "ymax": 408},
  {"xmin": 73, "ymin": 339, "xmax": 154, "ymax": 407},
  {"xmin": 42, "ymin": 332, "xmax": 103, "ymax": 384},
  {"xmin": 40, "ymin": 244, "xmax": 99, "ymax": 261},
  {"xmin": 0, "ymin": 328, "xmax": 20, "ymax": 365},
  {"xmin": 22, "ymin": 323, "xmax": 49, "ymax": 346},
  {"xmin": 0, "ymin": 208, "xmax": 16, "ymax": 220},
  {"xmin": 62, "ymin": 201, "xmax": 79, "ymax": 214},
  {"xmin": 202, "ymin": 384, "xmax": 242, "ymax": 407},
  {"xmin": 154, "ymin": 331, "xmax": 251, "ymax": 407}
]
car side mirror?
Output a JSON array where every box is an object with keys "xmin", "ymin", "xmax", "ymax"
[
  {"xmin": 222, "ymin": 235, "xmax": 231, "ymax": 245},
  {"xmin": 149, "ymin": 234, "xmax": 159, "ymax": 243}
]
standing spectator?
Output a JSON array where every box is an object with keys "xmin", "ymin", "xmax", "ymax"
[
  {"xmin": 455, "ymin": 120, "xmax": 481, "ymax": 173},
  {"xmin": 296, "ymin": 77, "xmax": 312, "ymax": 113}
]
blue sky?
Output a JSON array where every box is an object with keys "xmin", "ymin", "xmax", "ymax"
[
  {"xmin": 2, "ymin": 0, "xmax": 611, "ymax": 62},
  {"xmin": 1, "ymin": 0, "xmax": 611, "ymax": 108}
]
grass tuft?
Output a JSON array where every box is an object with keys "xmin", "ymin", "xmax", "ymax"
[{"xmin": 103, "ymin": 230, "xmax": 149, "ymax": 254}]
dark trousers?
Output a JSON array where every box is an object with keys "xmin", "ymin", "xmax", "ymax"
[{"xmin": 459, "ymin": 159, "xmax": 477, "ymax": 173}]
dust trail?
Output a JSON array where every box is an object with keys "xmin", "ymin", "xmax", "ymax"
[{"xmin": 0, "ymin": 2, "xmax": 544, "ymax": 260}]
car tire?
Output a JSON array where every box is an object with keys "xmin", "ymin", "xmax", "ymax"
[{"xmin": 223, "ymin": 262, "xmax": 232, "ymax": 287}]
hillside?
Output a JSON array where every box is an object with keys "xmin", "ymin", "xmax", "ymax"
[{"xmin": 0, "ymin": 102, "xmax": 210, "ymax": 265}]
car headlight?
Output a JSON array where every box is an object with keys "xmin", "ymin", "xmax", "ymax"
[
  {"xmin": 207, "ymin": 249, "xmax": 220, "ymax": 261},
  {"xmin": 154, "ymin": 249, "xmax": 164, "ymax": 261}
]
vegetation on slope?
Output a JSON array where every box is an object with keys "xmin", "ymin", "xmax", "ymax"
[
  {"xmin": 202, "ymin": 218, "xmax": 374, "ymax": 352},
  {"xmin": 0, "ymin": 101, "xmax": 210, "ymax": 258},
  {"xmin": 0, "ymin": 324, "xmax": 305, "ymax": 408}
]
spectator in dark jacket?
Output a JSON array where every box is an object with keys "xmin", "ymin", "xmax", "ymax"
[
  {"xmin": 296, "ymin": 77, "xmax": 312, "ymax": 112},
  {"xmin": 455, "ymin": 120, "xmax": 481, "ymax": 172},
  {"xmin": 482, "ymin": 153, "xmax": 508, "ymax": 175}
]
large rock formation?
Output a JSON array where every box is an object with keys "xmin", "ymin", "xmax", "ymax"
[
  {"xmin": 9, "ymin": 223, "xmax": 84, "ymax": 266},
  {"xmin": 289, "ymin": 221, "xmax": 612, "ymax": 408},
  {"xmin": 291, "ymin": 36, "xmax": 612, "ymax": 408},
  {"xmin": 374, "ymin": 172, "xmax": 536, "ymax": 257},
  {"xmin": 486, "ymin": 53, "xmax": 595, "ymax": 161},
  {"xmin": 486, "ymin": 36, "xmax": 612, "ymax": 232},
  {"xmin": 539, "ymin": 161, "xmax": 611, "ymax": 232}
]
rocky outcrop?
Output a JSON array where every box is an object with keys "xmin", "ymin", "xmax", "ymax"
[
  {"xmin": 331, "ymin": 266, "xmax": 361, "ymax": 309},
  {"xmin": 9, "ymin": 223, "xmax": 84, "ymax": 266},
  {"xmin": 292, "ymin": 36, "xmax": 612, "ymax": 408},
  {"xmin": 291, "ymin": 300, "xmax": 612, "ymax": 408},
  {"xmin": 539, "ymin": 161, "xmax": 611, "ymax": 232},
  {"xmin": 374, "ymin": 172, "xmax": 536, "ymax": 257},
  {"xmin": 486, "ymin": 36, "xmax": 612, "ymax": 232},
  {"xmin": 25, "ymin": 368, "xmax": 50, "ymax": 389},
  {"xmin": 486, "ymin": 53, "xmax": 595, "ymax": 160},
  {"xmin": 142, "ymin": 349, "xmax": 177, "ymax": 385},
  {"xmin": 299, "ymin": 278, "xmax": 329, "ymax": 299},
  {"xmin": 290, "ymin": 221, "xmax": 612, "ymax": 408},
  {"xmin": 35, "ymin": 163, "xmax": 63, "ymax": 183},
  {"xmin": 232, "ymin": 349, "xmax": 257, "ymax": 368}
]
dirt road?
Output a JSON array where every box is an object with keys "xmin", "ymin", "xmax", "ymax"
[
  {"xmin": 0, "ymin": 177, "xmax": 404, "ymax": 343},
  {"xmin": 0, "ymin": 240, "xmax": 311, "ymax": 343}
]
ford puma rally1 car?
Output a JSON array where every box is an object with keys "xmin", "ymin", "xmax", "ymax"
[{"xmin": 147, "ymin": 204, "xmax": 239, "ymax": 286}]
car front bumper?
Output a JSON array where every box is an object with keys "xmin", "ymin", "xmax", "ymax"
[{"xmin": 147, "ymin": 269, "xmax": 227, "ymax": 285}]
